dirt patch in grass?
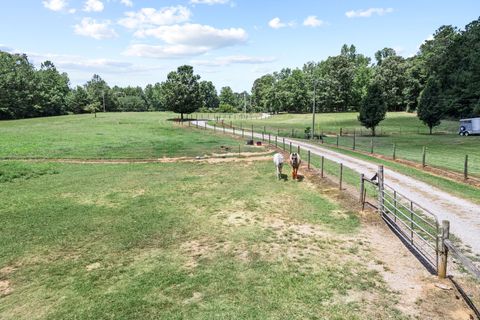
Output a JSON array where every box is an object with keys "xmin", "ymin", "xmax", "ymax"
[{"xmin": 0, "ymin": 280, "xmax": 13, "ymax": 297}]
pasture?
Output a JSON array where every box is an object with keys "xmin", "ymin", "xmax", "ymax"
[
  {"xmin": 220, "ymin": 112, "xmax": 480, "ymax": 178},
  {"xmin": 0, "ymin": 113, "xmax": 260, "ymax": 159},
  {"xmin": 0, "ymin": 113, "xmax": 473, "ymax": 319}
]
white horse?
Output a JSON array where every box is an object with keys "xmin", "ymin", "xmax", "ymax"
[
  {"xmin": 273, "ymin": 153, "xmax": 284, "ymax": 180},
  {"xmin": 289, "ymin": 153, "xmax": 301, "ymax": 179}
]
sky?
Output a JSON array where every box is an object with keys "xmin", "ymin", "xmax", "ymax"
[{"xmin": 1, "ymin": 0, "xmax": 480, "ymax": 92}]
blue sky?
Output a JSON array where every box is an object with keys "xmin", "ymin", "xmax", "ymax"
[{"xmin": 1, "ymin": 0, "xmax": 479, "ymax": 92}]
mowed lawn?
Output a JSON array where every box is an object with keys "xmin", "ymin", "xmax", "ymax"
[
  {"xmin": 223, "ymin": 112, "xmax": 480, "ymax": 177},
  {"xmin": 0, "ymin": 160, "xmax": 407, "ymax": 319},
  {"xmin": 0, "ymin": 112, "xmax": 259, "ymax": 159}
]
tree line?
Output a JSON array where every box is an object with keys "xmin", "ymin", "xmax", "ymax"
[
  {"xmin": 252, "ymin": 17, "xmax": 480, "ymax": 133},
  {"xmin": 2, "ymin": 17, "xmax": 480, "ymax": 134},
  {"xmin": 0, "ymin": 52, "xmax": 251, "ymax": 120}
]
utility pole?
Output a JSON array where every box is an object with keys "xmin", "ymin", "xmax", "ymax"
[
  {"xmin": 312, "ymin": 80, "xmax": 318, "ymax": 139},
  {"xmin": 244, "ymin": 92, "xmax": 247, "ymax": 114},
  {"xmin": 102, "ymin": 91, "xmax": 106, "ymax": 113}
]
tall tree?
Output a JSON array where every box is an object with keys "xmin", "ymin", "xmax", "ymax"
[
  {"xmin": 219, "ymin": 86, "xmax": 237, "ymax": 108},
  {"xmin": 418, "ymin": 78, "xmax": 444, "ymax": 134},
  {"xmin": 199, "ymin": 81, "xmax": 219, "ymax": 109},
  {"xmin": 36, "ymin": 61, "xmax": 70, "ymax": 116},
  {"xmin": 358, "ymin": 82, "xmax": 387, "ymax": 136},
  {"xmin": 162, "ymin": 65, "xmax": 202, "ymax": 120}
]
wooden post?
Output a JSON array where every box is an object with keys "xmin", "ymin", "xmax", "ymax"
[
  {"xmin": 393, "ymin": 143, "xmax": 396, "ymax": 160},
  {"xmin": 230, "ymin": 121, "xmax": 232, "ymax": 128},
  {"xmin": 360, "ymin": 174, "xmax": 365, "ymax": 203},
  {"xmin": 297, "ymin": 145, "xmax": 300, "ymax": 154},
  {"xmin": 291, "ymin": 128, "xmax": 294, "ymax": 138},
  {"xmin": 377, "ymin": 165, "xmax": 384, "ymax": 216},
  {"xmin": 242, "ymin": 128, "xmax": 244, "ymax": 138},
  {"xmin": 275, "ymin": 136, "xmax": 278, "ymax": 147},
  {"xmin": 336, "ymin": 135, "xmax": 339, "ymax": 147},
  {"xmin": 422, "ymin": 146, "xmax": 426, "ymax": 167},
  {"xmin": 196, "ymin": 119, "xmax": 198, "ymax": 129},
  {"xmin": 339, "ymin": 163, "xmax": 343, "ymax": 190},
  {"xmin": 262, "ymin": 132, "xmax": 264, "ymax": 141},
  {"xmin": 353, "ymin": 130, "xmax": 356, "ymax": 150},
  {"xmin": 223, "ymin": 124, "xmax": 225, "ymax": 134},
  {"xmin": 283, "ymin": 138, "xmax": 285, "ymax": 150},
  {"xmin": 438, "ymin": 220, "xmax": 450, "ymax": 279},
  {"xmin": 289, "ymin": 142, "xmax": 292, "ymax": 153},
  {"xmin": 308, "ymin": 150, "xmax": 311, "ymax": 169},
  {"xmin": 321, "ymin": 156, "xmax": 324, "ymax": 178},
  {"xmin": 251, "ymin": 125, "xmax": 254, "ymax": 140},
  {"xmin": 464, "ymin": 155, "xmax": 468, "ymax": 180},
  {"xmin": 340, "ymin": 128, "xmax": 343, "ymax": 137},
  {"xmin": 268, "ymin": 134, "xmax": 271, "ymax": 144},
  {"xmin": 370, "ymin": 138, "xmax": 374, "ymax": 154},
  {"xmin": 233, "ymin": 126, "xmax": 235, "ymax": 135}
]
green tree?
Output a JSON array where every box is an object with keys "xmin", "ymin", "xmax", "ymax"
[
  {"xmin": 199, "ymin": 81, "xmax": 219, "ymax": 109},
  {"xmin": 66, "ymin": 86, "xmax": 91, "ymax": 114},
  {"xmin": 144, "ymin": 83, "xmax": 165, "ymax": 111},
  {"xmin": 358, "ymin": 82, "xmax": 387, "ymax": 136},
  {"xmin": 36, "ymin": 61, "xmax": 70, "ymax": 116},
  {"xmin": 418, "ymin": 78, "xmax": 444, "ymax": 134},
  {"xmin": 163, "ymin": 65, "xmax": 202, "ymax": 120},
  {"xmin": 219, "ymin": 86, "xmax": 237, "ymax": 108}
]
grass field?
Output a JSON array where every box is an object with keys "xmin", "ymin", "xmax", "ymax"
[
  {"xmin": 219, "ymin": 112, "xmax": 480, "ymax": 178},
  {"xmin": 0, "ymin": 113, "xmax": 260, "ymax": 159},
  {"xmin": 0, "ymin": 160, "xmax": 411, "ymax": 319}
]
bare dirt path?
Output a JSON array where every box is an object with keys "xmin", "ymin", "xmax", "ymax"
[{"xmin": 195, "ymin": 120, "xmax": 480, "ymax": 256}]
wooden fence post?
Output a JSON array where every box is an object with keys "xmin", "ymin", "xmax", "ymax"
[
  {"xmin": 242, "ymin": 128, "xmax": 244, "ymax": 138},
  {"xmin": 377, "ymin": 165, "xmax": 384, "ymax": 216},
  {"xmin": 438, "ymin": 220, "xmax": 450, "ymax": 279},
  {"xmin": 422, "ymin": 146, "xmax": 426, "ymax": 167},
  {"xmin": 268, "ymin": 134, "xmax": 271, "ymax": 144},
  {"xmin": 233, "ymin": 126, "xmax": 235, "ymax": 135},
  {"xmin": 283, "ymin": 138, "xmax": 285, "ymax": 150},
  {"xmin": 321, "ymin": 156, "xmax": 324, "ymax": 178},
  {"xmin": 353, "ymin": 130, "xmax": 356, "ymax": 150},
  {"xmin": 464, "ymin": 155, "xmax": 468, "ymax": 180},
  {"xmin": 297, "ymin": 145, "xmax": 300, "ymax": 154},
  {"xmin": 289, "ymin": 142, "xmax": 292, "ymax": 153},
  {"xmin": 340, "ymin": 128, "xmax": 343, "ymax": 137},
  {"xmin": 223, "ymin": 124, "xmax": 225, "ymax": 134},
  {"xmin": 393, "ymin": 143, "xmax": 396, "ymax": 160},
  {"xmin": 275, "ymin": 136, "xmax": 278, "ymax": 147},
  {"xmin": 262, "ymin": 132, "xmax": 264, "ymax": 141},
  {"xmin": 308, "ymin": 150, "xmax": 311, "ymax": 169},
  {"xmin": 339, "ymin": 163, "xmax": 343, "ymax": 190},
  {"xmin": 370, "ymin": 138, "xmax": 374, "ymax": 154},
  {"xmin": 251, "ymin": 125, "xmax": 254, "ymax": 140},
  {"xmin": 360, "ymin": 174, "xmax": 365, "ymax": 203},
  {"xmin": 336, "ymin": 135, "xmax": 339, "ymax": 147}
]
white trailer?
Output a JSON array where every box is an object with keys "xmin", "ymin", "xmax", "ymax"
[{"xmin": 459, "ymin": 117, "xmax": 480, "ymax": 136}]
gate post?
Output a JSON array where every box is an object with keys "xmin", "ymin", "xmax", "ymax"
[
  {"xmin": 378, "ymin": 165, "xmax": 384, "ymax": 216},
  {"xmin": 438, "ymin": 220, "xmax": 450, "ymax": 278}
]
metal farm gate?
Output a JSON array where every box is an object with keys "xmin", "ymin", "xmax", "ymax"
[{"xmin": 361, "ymin": 166, "xmax": 439, "ymax": 271}]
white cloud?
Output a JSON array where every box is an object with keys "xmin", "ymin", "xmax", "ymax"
[
  {"xmin": 74, "ymin": 18, "xmax": 118, "ymax": 40},
  {"xmin": 192, "ymin": 55, "xmax": 276, "ymax": 66},
  {"xmin": 124, "ymin": 44, "xmax": 210, "ymax": 59},
  {"xmin": 134, "ymin": 23, "xmax": 247, "ymax": 47},
  {"xmin": 125, "ymin": 23, "xmax": 247, "ymax": 59},
  {"xmin": 43, "ymin": 0, "xmax": 68, "ymax": 11},
  {"xmin": 345, "ymin": 8, "xmax": 393, "ymax": 18},
  {"xmin": 118, "ymin": 6, "xmax": 191, "ymax": 29},
  {"xmin": 303, "ymin": 16, "xmax": 325, "ymax": 27},
  {"xmin": 83, "ymin": 0, "xmax": 104, "ymax": 12},
  {"xmin": 190, "ymin": 0, "xmax": 230, "ymax": 5},
  {"xmin": 268, "ymin": 17, "xmax": 295, "ymax": 29},
  {"xmin": 120, "ymin": 0, "xmax": 133, "ymax": 7}
]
